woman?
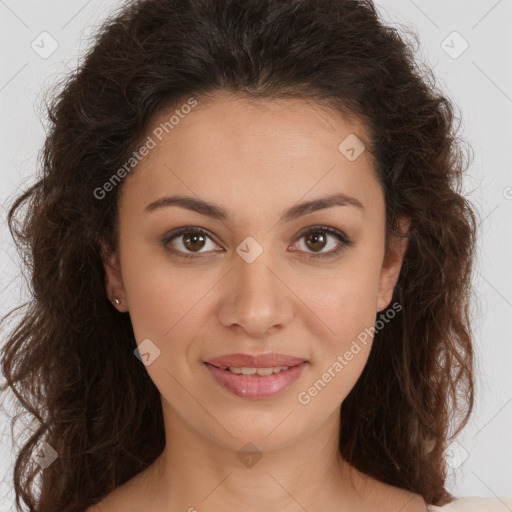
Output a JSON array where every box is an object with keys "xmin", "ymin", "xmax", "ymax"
[{"xmin": 1, "ymin": 0, "xmax": 510, "ymax": 511}]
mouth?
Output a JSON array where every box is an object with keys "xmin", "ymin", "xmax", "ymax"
[
  {"xmin": 204, "ymin": 352, "xmax": 307, "ymax": 369},
  {"xmin": 206, "ymin": 363, "xmax": 297, "ymax": 376},
  {"xmin": 203, "ymin": 359, "xmax": 308, "ymax": 400}
]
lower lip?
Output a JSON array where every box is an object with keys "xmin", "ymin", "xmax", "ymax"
[{"xmin": 204, "ymin": 362, "xmax": 308, "ymax": 399}]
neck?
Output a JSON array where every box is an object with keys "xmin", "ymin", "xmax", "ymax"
[{"xmin": 141, "ymin": 400, "xmax": 369, "ymax": 512}]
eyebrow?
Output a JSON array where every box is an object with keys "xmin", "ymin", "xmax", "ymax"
[{"xmin": 144, "ymin": 193, "xmax": 364, "ymax": 223}]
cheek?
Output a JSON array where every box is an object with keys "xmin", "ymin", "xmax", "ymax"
[
  {"xmin": 294, "ymin": 259, "xmax": 381, "ymax": 406},
  {"xmin": 120, "ymin": 248, "xmax": 221, "ymax": 357},
  {"xmin": 298, "ymin": 254, "xmax": 382, "ymax": 343},
  {"xmin": 297, "ymin": 283, "xmax": 376, "ymax": 412},
  {"xmin": 119, "ymin": 245, "xmax": 182, "ymax": 340},
  {"xmin": 316, "ymin": 277, "xmax": 377, "ymax": 370}
]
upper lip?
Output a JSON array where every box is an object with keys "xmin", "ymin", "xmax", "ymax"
[{"xmin": 204, "ymin": 353, "xmax": 307, "ymax": 368}]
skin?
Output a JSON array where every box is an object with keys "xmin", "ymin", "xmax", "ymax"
[{"xmin": 92, "ymin": 90, "xmax": 425, "ymax": 512}]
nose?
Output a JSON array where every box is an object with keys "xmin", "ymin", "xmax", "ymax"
[{"xmin": 217, "ymin": 246, "xmax": 294, "ymax": 338}]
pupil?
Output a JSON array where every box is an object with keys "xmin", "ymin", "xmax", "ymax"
[
  {"xmin": 184, "ymin": 233, "xmax": 205, "ymax": 251},
  {"xmin": 306, "ymin": 232, "xmax": 326, "ymax": 252}
]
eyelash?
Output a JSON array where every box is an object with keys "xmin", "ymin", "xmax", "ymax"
[{"xmin": 162, "ymin": 225, "xmax": 353, "ymax": 261}]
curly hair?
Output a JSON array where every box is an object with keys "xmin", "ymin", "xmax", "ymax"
[{"xmin": 1, "ymin": 0, "xmax": 479, "ymax": 510}]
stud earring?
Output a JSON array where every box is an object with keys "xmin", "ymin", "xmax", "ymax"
[{"xmin": 112, "ymin": 297, "xmax": 121, "ymax": 305}]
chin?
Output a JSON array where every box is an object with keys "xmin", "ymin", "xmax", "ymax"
[{"xmin": 204, "ymin": 411, "xmax": 311, "ymax": 452}]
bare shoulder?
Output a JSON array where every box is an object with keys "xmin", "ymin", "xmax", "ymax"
[
  {"xmin": 348, "ymin": 467, "xmax": 427, "ymax": 512},
  {"xmin": 390, "ymin": 489, "xmax": 429, "ymax": 512},
  {"xmin": 368, "ymin": 478, "xmax": 428, "ymax": 512}
]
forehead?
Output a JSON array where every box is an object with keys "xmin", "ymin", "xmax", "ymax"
[{"xmin": 118, "ymin": 91, "xmax": 383, "ymax": 222}]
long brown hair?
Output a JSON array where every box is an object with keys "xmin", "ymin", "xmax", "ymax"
[{"xmin": 1, "ymin": 0, "xmax": 478, "ymax": 510}]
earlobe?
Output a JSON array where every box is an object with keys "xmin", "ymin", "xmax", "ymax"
[
  {"xmin": 376, "ymin": 216, "xmax": 411, "ymax": 313},
  {"xmin": 100, "ymin": 241, "xmax": 128, "ymax": 311}
]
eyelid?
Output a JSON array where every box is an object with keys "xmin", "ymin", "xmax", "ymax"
[
  {"xmin": 292, "ymin": 225, "xmax": 353, "ymax": 260},
  {"xmin": 161, "ymin": 225, "xmax": 353, "ymax": 260},
  {"xmin": 161, "ymin": 226, "xmax": 222, "ymax": 257}
]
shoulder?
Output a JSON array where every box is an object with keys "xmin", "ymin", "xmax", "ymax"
[
  {"xmin": 381, "ymin": 487, "xmax": 429, "ymax": 512},
  {"xmin": 354, "ymin": 472, "xmax": 428, "ymax": 512},
  {"xmin": 427, "ymin": 496, "xmax": 512, "ymax": 511}
]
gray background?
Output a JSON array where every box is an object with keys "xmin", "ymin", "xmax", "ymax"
[{"xmin": 1, "ymin": 0, "xmax": 511, "ymax": 508}]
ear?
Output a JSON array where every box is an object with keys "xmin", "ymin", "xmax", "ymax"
[
  {"xmin": 100, "ymin": 241, "xmax": 128, "ymax": 312},
  {"xmin": 376, "ymin": 215, "xmax": 411, "ymax": 313}
]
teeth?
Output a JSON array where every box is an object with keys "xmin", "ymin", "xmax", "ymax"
[{"xmin": 226, "ymin": 366, "xmax": 289, "ymax": 376}]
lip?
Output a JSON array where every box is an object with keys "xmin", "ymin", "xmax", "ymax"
[
  {"xmin": 203, "ymin": 353, "xmax": 308, "ymax": 400},
  {"xmin": 204, "ymin": 352, "xmax": 306, "ymax": 368}
]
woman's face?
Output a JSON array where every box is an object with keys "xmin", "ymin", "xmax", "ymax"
[{"xmin": 103, "ymin": 91, "xmax": 408, "ymax": 451}]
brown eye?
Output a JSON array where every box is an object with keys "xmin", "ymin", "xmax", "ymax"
[
  {"xmin": 162, "ymin": 225, "xmax": 353, "ymax": 262},
  {"xmin": 182, "ymin": 232, "xmax": 207, "ymax": 252},
  {"xmin": 162, "ymin": 227, "xmax": 222, "ymax": 259},
  {"xmin": 294, "ymin": 225, "xmax": 354, "ymax": 260},
  {"xmin": 304, "ymin": 231, "xmax": 328, "ymax": 252}
]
